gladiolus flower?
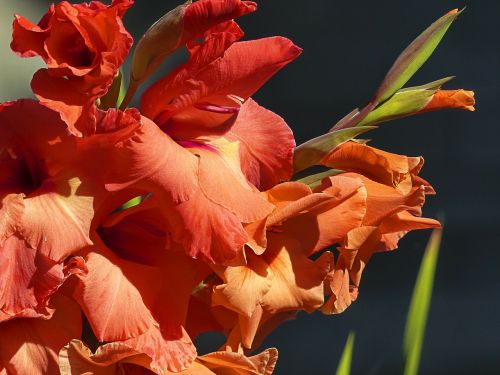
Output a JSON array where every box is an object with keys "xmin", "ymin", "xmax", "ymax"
[
  {"xmin": 11, "ymin": 0, "xmax": 134, "ymax": 135},
  {"xmin": 0, "ymin": 1, "xmax": 475, "ymax": 373},
  {"xmin": 321, "ymin": 165, "xmax": 441, "ymax": 314},
  {"xmin": 106, "ymin": 20, "xmax": 300, "ymax": 264}
]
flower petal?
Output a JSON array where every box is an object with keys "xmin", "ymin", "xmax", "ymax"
[
  {"xmin": 104, "ymin": 116, "xmax": 198, "ymax": 205},
  {"xmin": 279, "ymin": 175, "xmax": 367, "ymax": 254},
  {"xmin": 72, "ymin": 243, "xmax": 159, "ymax": 342},
  {"xmin": 0, "ymin": 235, "xmax": 85, "ymax": 321},
  {"xmin": 212, "ymin": 251, "xmax": 272, "ymax": 317},
  {"xmin": 261, "ymin": 234, "xmax": 332, "ymax": 314},
  {"xmin": 227, "ymin": 98, "xmax": 295, "ymax": 190},
  {"xmin": 198, "ymin": 348, "xmax": 279, "ymax": 375},
  {"xmin": 322, "ymin": 255, "xmax": 358, "ymax": 315},
  {"xmin": 20, "ymin": 177, "xmax": 95, "ymax": 262},
  {"xmin": 321, "ymin": 142, "xmax": 423, "ymax": 194},
  {"xmin": 0, "ymin": 293, "xmax": 82, "ymax": 374},
  {"xmin": 142, "ymin": 36, "xmax": 301, "ymax": 125},
  {"xmin": 59, "ymin": 340, "xmax": 151, "ymax": 375}
]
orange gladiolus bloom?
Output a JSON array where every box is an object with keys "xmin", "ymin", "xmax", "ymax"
[
  {"xmin": 105, "ymin": 19, "xmax": 300, "ymax": 264},
  {"xmin": 1, "ymin": 1, "xmax": 475, "ymax": 373}
]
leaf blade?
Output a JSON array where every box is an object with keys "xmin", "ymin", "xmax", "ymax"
[
  {"xmin": 293, "ymin": 126, "xmax": 377, "ymax": 172},
  {"xmin": 403, "ymin": 229, "xmax": 442, "ymax": 375},
  {"xmin": 336, "ymin": 332, "xmax": 355, "ymax": 375},
  {"xmin": 374, "ymin": 9, "xmax": 462, "ymax": 105}
]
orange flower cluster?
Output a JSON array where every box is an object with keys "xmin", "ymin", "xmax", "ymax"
[{"xmin": 0, "ymin": 1, "xmax": 474, "ymax": 374}]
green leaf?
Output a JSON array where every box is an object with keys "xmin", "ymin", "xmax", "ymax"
[
  {"xmin": 295, "ymin": 169, "xmax": 343, "ymax": 189},
  {"xmin": 99, "ymin": 70, "xmax": 124, "ymax": 110},
  {"xmin": 398, "ymin": 76, "xmax": 454, "ymax": 92},
  {"xmin": 373, "ymin": 9, "xmax": 462, "ymax": 105},
  {"xmin": 336, "ymin": 332, "xmax": 355, "ymax": 375},
  {"xmin": 121, "ymin": 196, "xmax": 142, "ymax": 210},
  {"xmin": 403, "ymin": 229, "xmax": 442, "ymax": 375},
  {"xmin": 357, "ymin": 77, "xmax": 454, "ymax": 126},
  {"xmin": 118, "ymin": 70, "xmax": 127, "ymax": 108},
  {"xmin": 293, "ymin": 126, "xmax": 377, "ymax": 172}
]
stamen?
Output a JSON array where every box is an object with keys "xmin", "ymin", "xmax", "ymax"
[{"xmin": 194, "ymin": 102, "xmax": 240, "ymax": 114}]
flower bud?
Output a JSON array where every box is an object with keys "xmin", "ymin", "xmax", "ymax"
[
  {"xmin": 130, "ymin": 1, "xmax": 190, "ymax": 85},
  {"xmin": 421, "ymin": 89, "xmax": 475, "ymax": 112},
  {"xmin": 130, "ymin": 0, "xmax": 257, "ymax": 85}
]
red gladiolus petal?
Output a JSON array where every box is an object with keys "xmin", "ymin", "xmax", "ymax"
[{"xmin": 142, "ymin": 36, "xmax": 302, "ymax": 126}]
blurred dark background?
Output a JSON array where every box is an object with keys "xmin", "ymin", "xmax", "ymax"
[{"xmin": 2, "ymin": 0, "xmax": 499, "ymax": 374}]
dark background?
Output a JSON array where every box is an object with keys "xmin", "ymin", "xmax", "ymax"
[{"xmin": 4, "ymin": 0, "xmax": 500, "ymax": 374}]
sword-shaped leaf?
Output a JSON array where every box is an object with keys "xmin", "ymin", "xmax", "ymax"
[
  {"xmin": 296, "ymin": 169, "xmax": 343, "ymax": 189},
  {"xmin": 374, "ymin": 9, "xmax": 462, "ymax": 105},
  {"xmin": 403, "ymin": 229, "xmax": 442, "ymax": 375},
  {"xmin": 335, "ymin": 332, "xmax": 355, "ymax": 375}
]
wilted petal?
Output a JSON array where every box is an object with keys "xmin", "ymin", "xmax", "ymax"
[{"xmin": 322, "ymin": 255, "xmax": 358, "ymax": 315}]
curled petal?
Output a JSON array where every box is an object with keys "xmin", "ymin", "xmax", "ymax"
[
  {"xmin": 321, "ymin": 142, "xmax": 423, "ymax": 194},
  {"xmin": 279, "ymin": 175, "xmax": 367, "ymax": 254},
  {"xmin": 122, "ymin": 325, "xmax": 196, "ymax": 373},
  {"xmin": 198, "ymin": 348, "xmax": 279, "ymax": 375},
  {"xmin": 322, "ymin": 255, "xmax": 358, "ymax": 315},
  {"xmin": 59, "ymin": 340, "xmax": 150, "ymax": 375},
  {"xmin": 12, "ymin": 0, "xmax": 133, "ymax": 135}
]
